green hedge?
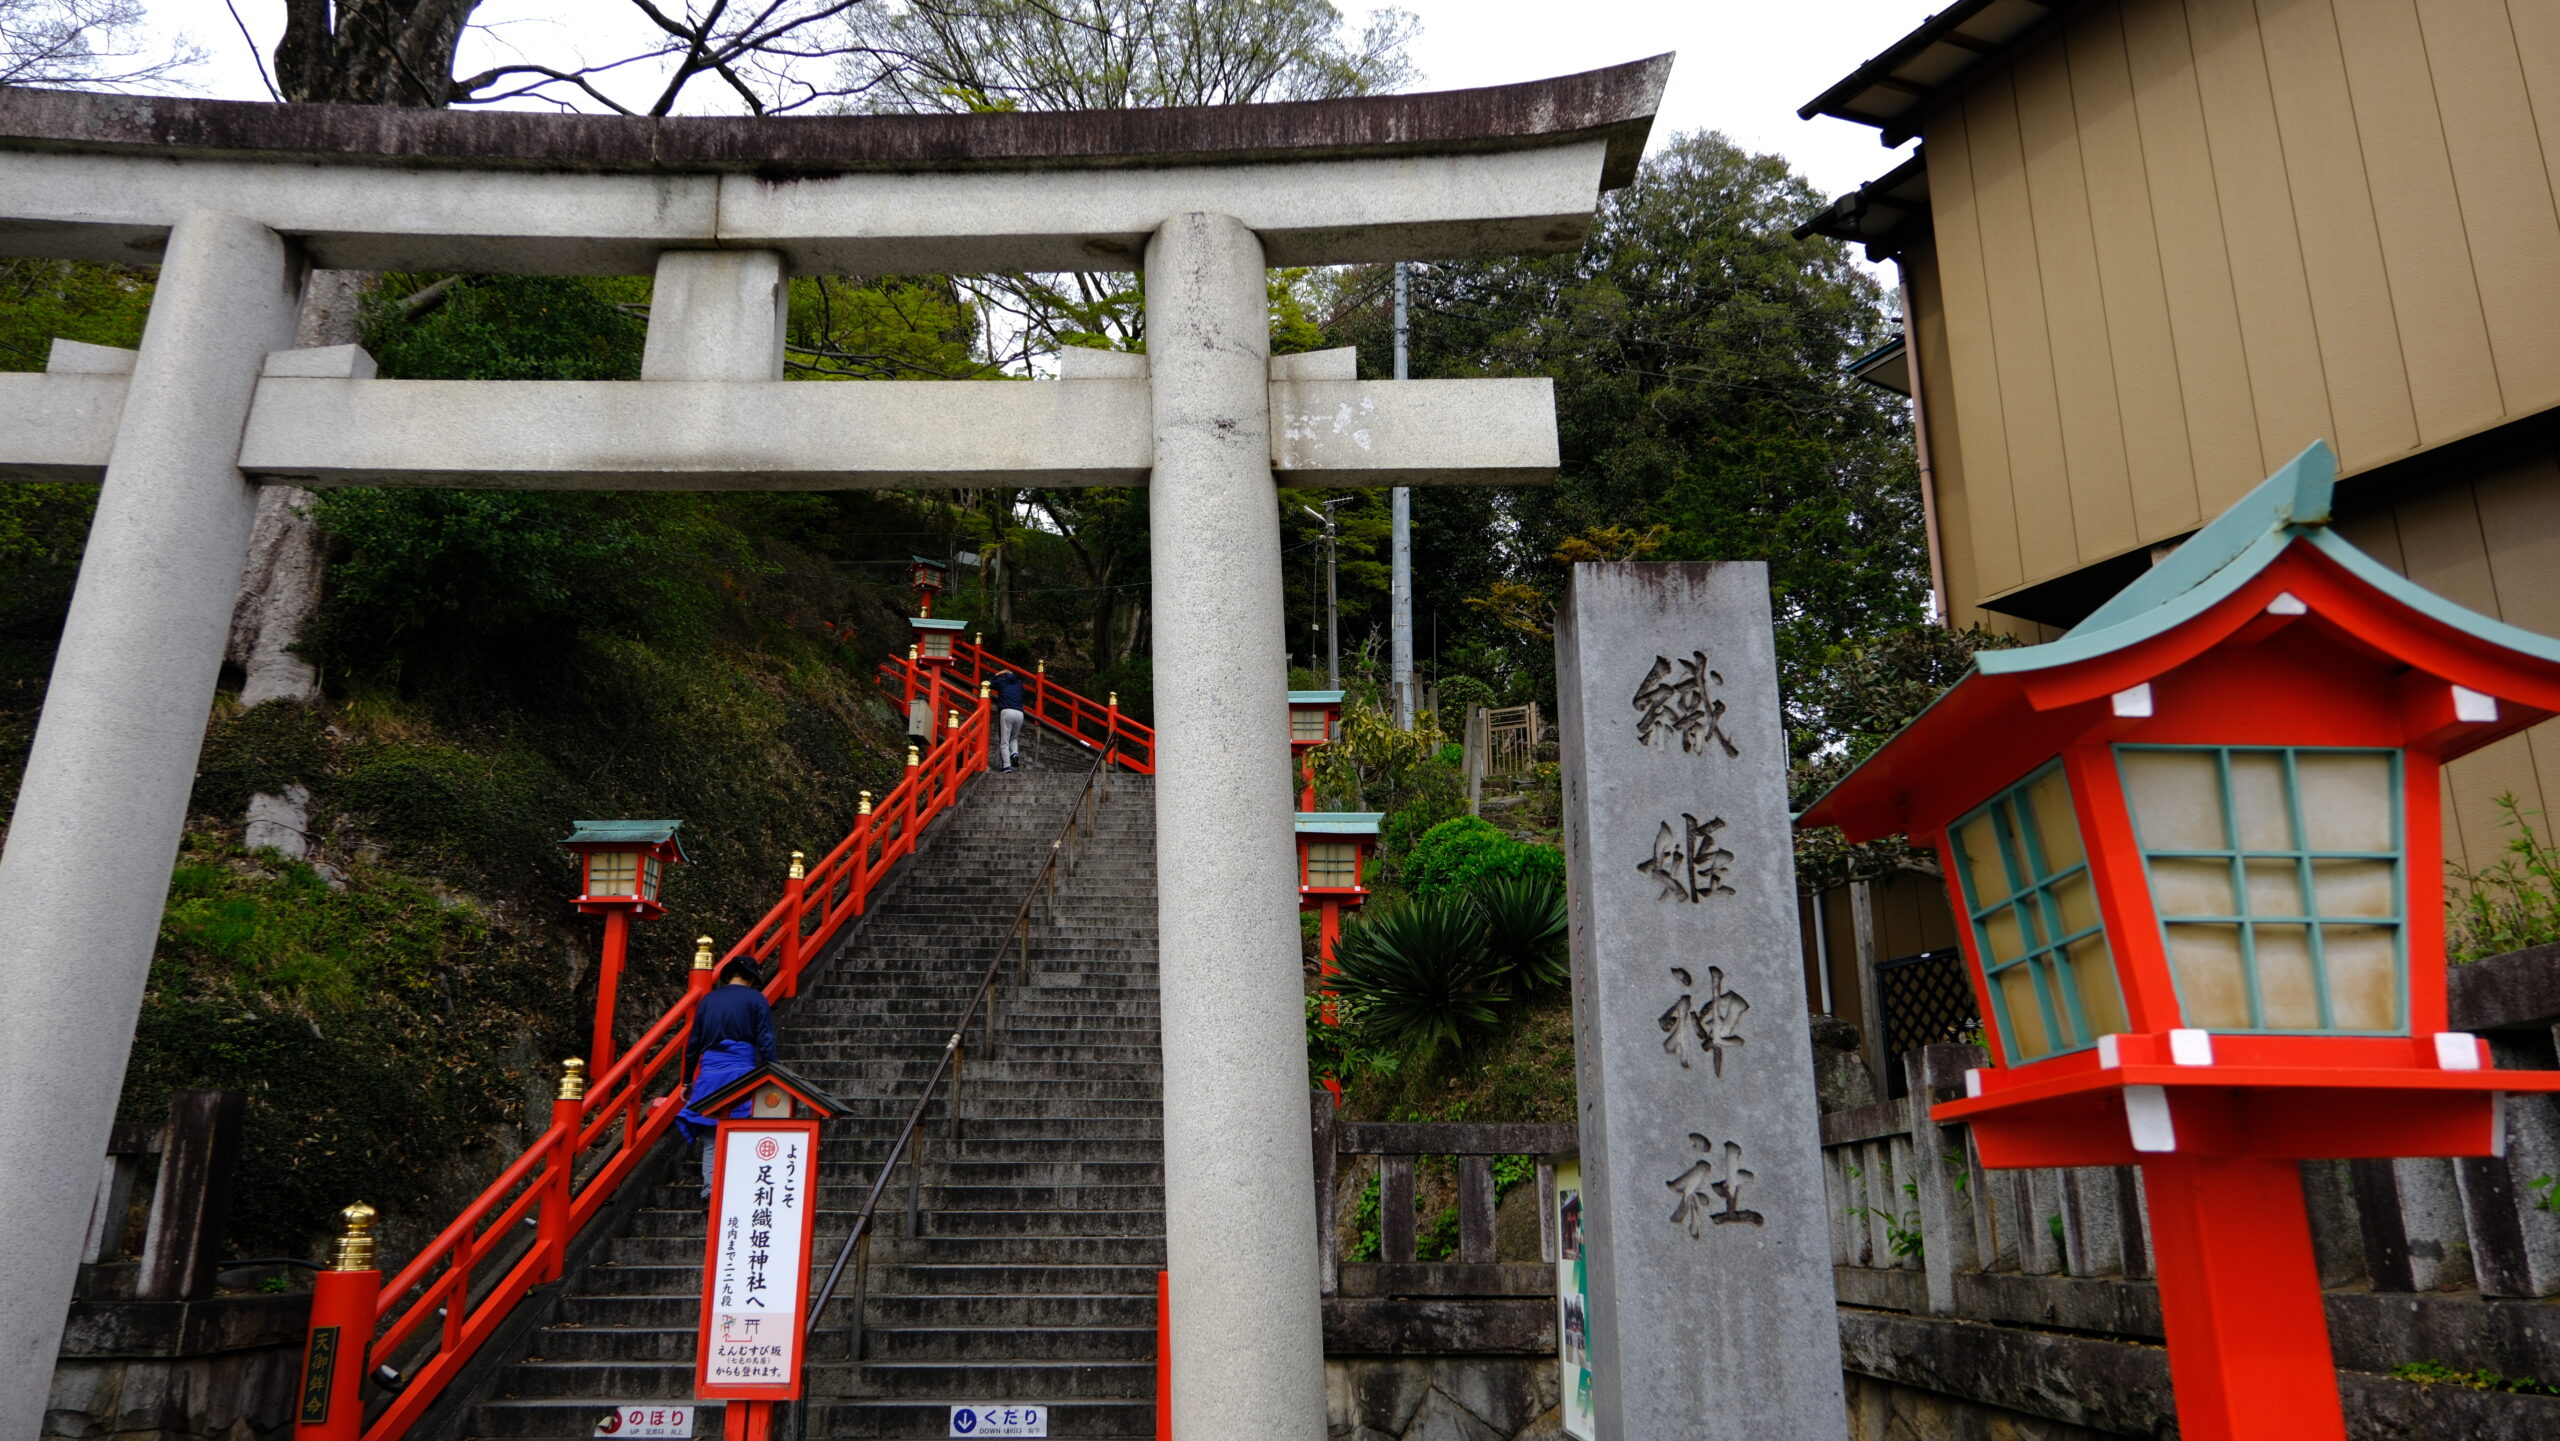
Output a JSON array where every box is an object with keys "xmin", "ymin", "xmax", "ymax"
[{"xmin": 1402, "ymin": 815, "xmax": 1564, "ymax": 901}]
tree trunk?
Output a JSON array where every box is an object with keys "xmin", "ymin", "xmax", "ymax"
[{"xmin": 228, "ymin": 271, "xmax": 366, "ymax": 708}]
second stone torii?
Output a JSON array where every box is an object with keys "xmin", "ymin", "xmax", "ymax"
[{"xmin": 0, "ymin": 66, "xmax": 1667, "ymax": 1441}]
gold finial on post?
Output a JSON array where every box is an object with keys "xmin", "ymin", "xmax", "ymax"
[
  {"xmin": 1108, "ymin": 692, "xmax": 1119, "ymax": 708},
  {"xmin": 859, "ymin": 790, "xmax": 873, "ymax": 815},
  {"xmin": 557, "ymin": 1057, "xmax": 587, "ymax": 1101},
  {"xmin": 1036, "ymin": 659, "xmax": 1045, "ymax": 676},
  {"xmin": 974, "ymin": 631, "xmax": 983, "ymax": 646},
  {"xmin": 907, "ymin": 745, "xmax": 921, "ymax": 768},
  {"xmin": 693, "ymin": 936, "xmax": 717, "ymax": 971},
  {"xmin": 947, "ymin": 708, "xmax": 960, "ymax": 730},
  {"xmin": 979, "ymin": 680, "xmax": 991, "ymax": 700},
  {"xmin": 788, "ymin": 850, "xmax": 806, "ymax": 880},
  {"xmin": 908, "ymin": 643, "xmax": 919, "ymax": 662},
  {"xmin": 332, "ymin": 1202, "xmax": 378, "ymax": 1272}
]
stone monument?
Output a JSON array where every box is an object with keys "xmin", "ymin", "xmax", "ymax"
[{"xmin": 1554, "ymin": 561, "xmax": 1847, "ymax": 1439}]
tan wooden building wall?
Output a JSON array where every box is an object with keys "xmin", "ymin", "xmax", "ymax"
[
  {"xmin": 1901, "ymin": 0, "xmax": 2560, "ymax": 873},
  {"xmin": 1918, "ymin": 0, "xmax": 2560, "ymax": 612}
]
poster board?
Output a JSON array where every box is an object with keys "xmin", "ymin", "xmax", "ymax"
[
  {"xmin": 694, "ymin": 1119, "xmax": 821, "ymax": 1401},
  {"xmin": 1555, "ymin": 1155, "xmax": 1593, "ymax": 1440}
]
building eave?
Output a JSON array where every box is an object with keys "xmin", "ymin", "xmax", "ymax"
[{"xmin": 1800, "ymin": 1, "xmax": 2087, "ymax": 146}]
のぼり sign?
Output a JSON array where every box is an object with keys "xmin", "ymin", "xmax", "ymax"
[
  {"xmin": 949, "ymin": 1404, "xmax": 1047, "ymax": 1436},
  {"xmin": 694, "ymin": 1121, "xmax": 821, "ymax": 1401},
  {"xmin": 594, "ymin": 1404, "xmax": 693, "ymax": 1437}
]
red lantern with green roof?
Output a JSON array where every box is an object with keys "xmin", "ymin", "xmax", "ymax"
[
  {"xmin": 559, "ymin": 820, "xmax": 689, "ymax": 1077},
  {"xmin": 907, "ymin": 555, "xmax": 948, "ymax": 617},
  {"xmin": 1288, "ymin": 690, "xmax": 1344, "ymax": 809},
  {"xmin": 1296, "ymin": 810, "xmax": 1381, "ymax": 975},
  {"xmin": 1802, "ymin": 442, "xmax": 2560, "ymax": 1441}
]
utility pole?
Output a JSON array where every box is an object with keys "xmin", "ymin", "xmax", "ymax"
[
  {"xmin": 1301, "ymin": 498, "xmax": 1347, "ymax": 688},
  {"xmin": 1391, "ymin": 261, "xmax": 1415, "ymax": 727}
]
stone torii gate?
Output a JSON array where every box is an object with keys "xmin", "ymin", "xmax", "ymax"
[{"xmin": 0, "ymin": 64, "xmax": 1665, "ymax": 1439}]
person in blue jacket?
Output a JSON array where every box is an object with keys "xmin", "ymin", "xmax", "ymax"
[
  {"xmin": 678, "ymin": 956, "xmax": 777, "ymax": 1199},
  {"xmin": 990, "ymin": 668, "xmax": 1028, "ymax": 772}
]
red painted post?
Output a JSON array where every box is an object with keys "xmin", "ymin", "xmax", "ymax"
[
  {"xmin": 1155, "ymin": 1269, "xmax": 1172, "ymax": 1441},
  {"xmin": 2140, "ymin": 1155, "xmax": 2347, "ymax": 1441},
  {"xmin": 853, "ymin": 793, "xmax": 874, "ymax": 916},
  {"xmin": 733, "ymin": 1400, "xmax": 774, "ymax": 1441},
  {"xmin": 780, "ymin": 852, "xmax": 807, "ymax": 998},
  {"xmin": 1317, "ymin": 898, "xmax": 1341, "ymax": 1029},
  {"xmin": 294, "ymin": 1205, "xmax": 381, "ymax": 1441},
  {"xmin": 591, "ymin": 909, "xmax": 628, "ymax": 1077},
  {"xmin": 1107, "ymin": 691, "xmax": 1121, "ymax": 767},
  {"xmin": 535, "ymin": 1059, "xmax": 584, "ymax": 1282},
  {"xmin": 687, "ymin": 934, "xmax": 718, "ymax": 1005}
]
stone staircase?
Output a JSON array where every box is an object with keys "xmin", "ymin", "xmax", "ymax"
[{"xmin": 470, "ymin": 727, "xmax": 1163, "ymax": 1439}]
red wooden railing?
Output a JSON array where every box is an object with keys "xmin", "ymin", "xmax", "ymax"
[
  {"xmin": 901, "ymin": 637, "xmax": 1155, "ymax": 773},
  {"xmin": 297, "ymin": 656, "xmax": 1006, "ymax": 1441}
]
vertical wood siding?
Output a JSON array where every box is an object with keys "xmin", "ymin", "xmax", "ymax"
[{"xmin": 1918, "ymin": 0, "xmax": 2560, "ymax": 612}]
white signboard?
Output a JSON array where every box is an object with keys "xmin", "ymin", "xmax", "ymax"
[
  {"xmin": 950, "ymin": 1403, "xmax": 1048, "ymax": 1437},
  {"xmin": 594, "ymin": 1404, "xmax": 693, "ymax": 1437},
  {"xmin": 694, "ymin": 1122, "xmax": 817, "ymax": 1399}
]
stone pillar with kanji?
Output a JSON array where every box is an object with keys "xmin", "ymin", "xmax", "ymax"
[{"xmin": 1555, "ymin": 561, "xmax": 1847, "ymax": 1439}]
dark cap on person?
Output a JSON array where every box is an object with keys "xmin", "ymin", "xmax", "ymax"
[{"xmin": 717, "ymin": 957, "xmax": 763, "ymax": 988}]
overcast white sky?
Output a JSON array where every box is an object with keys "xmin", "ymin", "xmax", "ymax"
[{"xmin": 152, "ymin": 0, "xmax": 1935, "ymax": 202}]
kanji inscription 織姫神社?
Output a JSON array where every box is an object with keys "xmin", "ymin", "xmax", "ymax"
[{"xmin": 1556, "ymin": 561, "xmax": 1847, "ymax": 1439}]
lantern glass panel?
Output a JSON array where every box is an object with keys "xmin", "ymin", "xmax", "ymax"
[
  {"xmin": 921, "ymin": 632, "xmax": 953, "ymax": 658},
  {"xmin": 642, "ymin": 855, "xmax": 663, "ymax": 900},
  {"xmin": 2118, "ymin": 746, "xmax": 2405, "ymax": 1035},
  {"xmin": 587, "ymin": 850, "xmax": 640, "ymax": 897},
  {"xmin": 1948, "ymin": 763, "xmax": 2127, "ymax": 1065},
  {"xmin": 1291, "ymin": 709, "xmax": 1331, "ymax": 742},
  {"xmin": 1307, "ymin": 841, "xmax": 1359, "ymax": 887}
]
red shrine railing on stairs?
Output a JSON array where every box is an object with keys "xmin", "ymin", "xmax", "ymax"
[
  {"xmin": 296, "ymin": 653, "xmax": 1043, "ymax": 1441},
  {"xmin": 883, "ymin": 636, "xmax": 1155, "ymax": 773}
]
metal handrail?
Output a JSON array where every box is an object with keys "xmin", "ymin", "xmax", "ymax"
[{"xmin": 800, "ymin": 746, "xmax": 1115, "ymax": 1354}]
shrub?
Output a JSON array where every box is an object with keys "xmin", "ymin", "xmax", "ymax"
[
  {"xmin": 1404, "ymin": 815, "xmax": 1564, "ymax": 901},
  {"xmin": 1471, "ymin": 873, "xmax": 1568, "ymax": 990},
  {"xmin": 1331, "ymin": 895, "xmax": 1509, "ymax": 1059},
  {"xmin": 1436, "ymin": 675, "xmax": 1496, "ymax": 716}
]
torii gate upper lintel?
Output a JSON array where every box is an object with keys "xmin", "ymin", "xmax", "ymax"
[{"xmin": 0, "ymin": 60, "xmax": 1668, "ymax": 1441}]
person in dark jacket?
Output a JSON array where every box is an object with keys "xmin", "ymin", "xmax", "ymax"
[
  {"xmin": 990, "ymin": 668, "xmax": 1028, "ymax": 772},
  {"xmin": 678, "ymin": 957, "xmax": 777, "ymax": 1199}
]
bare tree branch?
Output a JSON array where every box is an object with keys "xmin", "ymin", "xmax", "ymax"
[{"xmin": 1, "ymin": 0, "xmax": 205, "ymax": 90}]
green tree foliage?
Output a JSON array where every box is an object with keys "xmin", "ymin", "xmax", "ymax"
[
  {"xmin": 1324, "ymin": 132, "xmax": 1923, "ymax": 708},
  {"xmin": 0, "ymin": 259, "xmax": 150, "ymax": 810},
  {"xmin": 1788, "ymin": 623, "xmax": 2020, "ymax": 889},
  {"xmin": 1401, "ymin": 815, "xmax": 1564, "ymax": 902}
]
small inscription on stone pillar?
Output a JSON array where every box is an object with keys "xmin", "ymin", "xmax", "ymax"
[{"xmin": 1555, "ymin": 562, "xmax": 1847, "ymax": 1440}]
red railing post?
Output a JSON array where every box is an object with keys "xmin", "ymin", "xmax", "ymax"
[
  {"xmin": 853, "ymin": 793, "xmax": 874, "ymax": 915},
  {"xmin": 295, "ymin": 1205, "xmax": 381, "ymax": 1441},
  {"xmin": 536, "ymin": 1059, "xmax": 583, "ymax": 1283},
  {"xmin": 780, "ymin": 851, "xmax": 807, "ymax": 997},
  {"xmin": 1155, "ymin": 1269, "xmax": 1172, "ymax": 1441}
]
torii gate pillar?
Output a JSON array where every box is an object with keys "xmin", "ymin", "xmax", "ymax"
[
  {"xmin": 0, "ymin": 212, "xmax": 299, "ymax": 1392},
  {"xmin": 1146, "ymin": 213, "xmax": 1327, "ymax": 1434}
]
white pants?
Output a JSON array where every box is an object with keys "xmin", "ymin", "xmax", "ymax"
[{"xmin": 999, "ymin": 707, "xmax": 1024, "ymax": 766}]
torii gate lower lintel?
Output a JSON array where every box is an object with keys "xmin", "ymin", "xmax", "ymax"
[{"xmin": 0, "ymin": 62, "xmax": 1667, "ymax": 1441}]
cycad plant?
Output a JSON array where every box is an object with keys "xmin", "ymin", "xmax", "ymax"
[
  {"xmin": 1470, "ymin": 873, "xmax": 1568, "ymax": 990},
  {"xmin": 1331, "ymin": 895, "xmax": 1508, "ymax": 1060}
]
